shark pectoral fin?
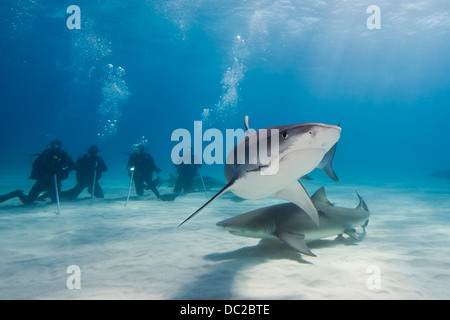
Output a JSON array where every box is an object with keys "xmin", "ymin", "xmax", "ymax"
[
  {"xmin": 275, "ymin": 180, "xmax": 319, "ymax": 226},
  {"xmin": 276, "ymin": 232, "xmax": 316, "ymax": 257},
  {"xmin": 178, "ymin": 179, "xmax": 235, "ymax": 227}
]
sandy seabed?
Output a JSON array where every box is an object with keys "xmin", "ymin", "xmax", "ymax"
[{"xmin": 0, "ymin": 176, "xmax": 449, "ymax": 300}]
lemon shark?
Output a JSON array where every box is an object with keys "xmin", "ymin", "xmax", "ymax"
[
  {"xmin": 179, "ymin": 119, "xmax": 341, "ymax": 227},
  {"xmin": 216, "ymin": 187, "xmax": 370, "ymax": 256}
]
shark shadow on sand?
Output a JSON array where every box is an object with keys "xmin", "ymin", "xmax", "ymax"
[{"xmin": 170, "ymin": 235, "xmax": 363, "ymax": 299}]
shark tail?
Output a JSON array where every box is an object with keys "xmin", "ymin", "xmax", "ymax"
[
  {"xmin": 319, "ymin": 142, "xmax": 339, "ymax": 182},
  {"xmin": 318, "ymin": 121, "xmax": 340, "ymax": 182}
]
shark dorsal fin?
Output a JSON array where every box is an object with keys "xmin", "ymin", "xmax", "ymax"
[
  {"xmin": 355, "ymin": 188, "xmax": 369, "ymax": 212},
  {"xmin": 311, "ymin": 187, "xmax": 333, "ymax": 206}
]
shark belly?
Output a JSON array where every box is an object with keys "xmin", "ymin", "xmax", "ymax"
[
  {"xmin": 229, "ymin": 148, "xmax": 326, "ymax": 200},
  {"xmin": 302, "ymin": 227, "xmax": 343, "ymax": 242}
]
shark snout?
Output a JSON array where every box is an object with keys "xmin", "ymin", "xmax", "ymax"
[
  {"xmin": 325, "ymin": 125, "xmax": 341, "ymax": 146},
  {"xmin": 309, "ymin": 124, "xmax": 341, "ymax": 151}
]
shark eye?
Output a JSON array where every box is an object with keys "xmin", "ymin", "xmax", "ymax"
[{"xmin": 282, "ymin": 131, "xmax": 288, "ymax": 139}]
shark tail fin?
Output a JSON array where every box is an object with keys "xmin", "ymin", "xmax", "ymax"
[
  {"xmin": 318, "ymin": 120, "xmax": 340, "ymax": 182},
  {"xmin": 311, "ymin": 186, "xmax": 333, "ymax": 206},
  {"xmin": 355, "ymin": 188, "xmax": 369, "ymax": 212},
  {"xmin": 319, "ymin": 143, "xmax": 339, "ymax": 182},
  {"xmin": 178, "ymin": 179, "xmax": 235, "ymax": 227}
]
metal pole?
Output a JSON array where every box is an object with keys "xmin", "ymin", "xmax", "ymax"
[
  {"xmin": 54, "ymin": 174, "xmax": 61, "ymax": 215},
  {"xmin": 125, "ymin": 167, "xmax": 135, "ymax": 206},
  {"xmin": 91, "ymin": 160, "xmax": 98, "ymax": 205},
  {"xmin": 198, "ymin": 168, "xmax": 208, "ymax": 198}
]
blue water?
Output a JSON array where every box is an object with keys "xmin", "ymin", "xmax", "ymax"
[
  {"xmin": 1, "ymin": 0, "xmax": 449, "ymax": 183},
  {"xmin": 1, "ymin": 0, "xmax": 450, "ymax": 300}
]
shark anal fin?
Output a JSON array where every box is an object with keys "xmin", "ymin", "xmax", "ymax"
[
  {"xmin": 275, "ymin": 180, "xmax": 319, "ymax": 226},
  {"xmin": 178, "ymin": 179, "xmax": 235, "ymax": 227},
  {"xmin": 276, "ymin": 232, "xmax": 316, "ymax": 257}
]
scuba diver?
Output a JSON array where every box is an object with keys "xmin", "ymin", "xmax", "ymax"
[
  {"xmin": 173, "ymin": 151, "xmax": 202, "ymax": 194},
  {"xmin": 62, "ymin": 145, "xmax": 107, "ymax": 200},
  {"xmin": 126, "ymin": 143, "xmax": 163, "ymax": 199},
  {"xmin": 0, "ymin": 140, "xmax": 75, "ymax": 205}
]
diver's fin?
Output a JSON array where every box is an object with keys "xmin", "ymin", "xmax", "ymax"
[
  {"xmin": 318, "ymin": 142, "xmax": 339, "ymax": 182},
  {"xmin": 159, "ymin": 193, "xmax": 178, "ymax": 202},
  {"xmin": 276, "ymin": 232, "xmax": 316, "ymax": 256},
  {"xmin": 311, "ymin": 186, "xmax": 333, "ymax": 206},
  {"xmin": 275, "ymin": 180, "xmax": 319, "ymax": 226},
  {"xmin": 300, "ymin": 174, "xmax": 313, "ymax": 181},
  {"xmin": 178, "ymin": 179, "xmax": 235, "ymax": 227},
  {"xmin": 0, "ymin": 190, "xmax": 24, "ymax": 203}
]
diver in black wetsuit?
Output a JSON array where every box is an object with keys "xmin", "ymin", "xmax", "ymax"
[
  {"xmin": 173, "ymin": 153, "xmax": 201, "ymax": 194},
  {"xmin": 62, "ymin": 145, "xmax": 107, "ymax": 200},
  {"xmin": 0, "ymin": 140, "xmax": 75, "ymax": 205},
  {"xmin": 126, "ymin": 144, "xmax": 162, "ymax": 199}
]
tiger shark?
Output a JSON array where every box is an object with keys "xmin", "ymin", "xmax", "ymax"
[
  {"xmin": 179, "ymin": 119, "xmax": 341, "ymax": 227},
  {"xmin": 216, "ymin": 187, "xmax": 370, "ymax": 256}
]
